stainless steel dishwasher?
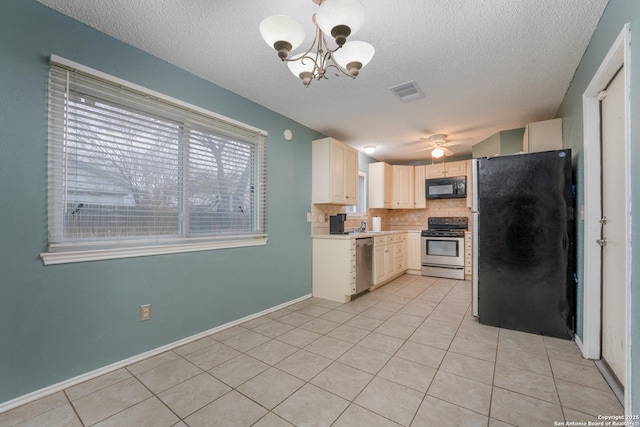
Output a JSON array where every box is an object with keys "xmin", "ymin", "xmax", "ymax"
[{"xmin": 355, "ymin": 237, "xmax": 374, "ymax": 294}]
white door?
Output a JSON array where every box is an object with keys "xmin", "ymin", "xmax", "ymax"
[{"xmin": 600, "ymin": 66, "xmax": 626, "ymax": 387}]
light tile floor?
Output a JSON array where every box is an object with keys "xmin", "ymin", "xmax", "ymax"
[{"xmin": 0, "ymin": 275, "xmax": 624, "ymax": 427}]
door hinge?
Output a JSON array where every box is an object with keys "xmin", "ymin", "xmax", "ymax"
[
  {"xmin": 600, "ymin": 217, "xmax": 608, "ymax": 225},
  {"xmin": 597, "ymin": 238, "xmax": 608, "ymax": 247},
  {"xmin": 597, "ymin": 90, "xmax": 607, "ymax": 101}
]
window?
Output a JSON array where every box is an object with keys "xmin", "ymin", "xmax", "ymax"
[
  {"xmin": 42, "ymin": 56, "xmax": 267, "ymax": 265},
  {"xmin": 345, "ymin": 171, "xmax": 367, "ymax": 214}
]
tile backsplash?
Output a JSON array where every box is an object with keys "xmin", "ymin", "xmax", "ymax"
[{"xmin": 311, "ymin": 198, "xmax": 471, "ymax": 234}]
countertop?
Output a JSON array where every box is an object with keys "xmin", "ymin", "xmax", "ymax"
[{"xmin": 312, "ymin": 230, "xmax": 422, "ymax": 240}]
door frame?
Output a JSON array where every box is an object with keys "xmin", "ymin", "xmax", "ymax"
[{"xmin": 581, "ymin": 23, "xmax": 631, "ymax": 410}]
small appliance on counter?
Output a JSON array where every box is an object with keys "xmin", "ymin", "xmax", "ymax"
[{"xmin": 329, "ymin": 213, "xmax": 348, "ymax": 234}]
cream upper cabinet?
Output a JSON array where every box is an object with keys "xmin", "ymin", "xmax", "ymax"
[
  {"xmin": 413, "ymin": 165, "xmax": 426, "ymax": 209},
  {"xmin": 523, "ymin": 118, "xmax": 562, "ymax": 153},
  {"xmin": 465, "ymin": 160, "xmax": 473, "ymax": 208},
  {"xmin": 392, "ymin": 165, "xmax": 414, "ymax": 209},
  {"xmin": 368, "ymin": 162, "xmax": 393, "ymax": 209},
  {"xmin": 426, "ymin": 160, "xmax": 467, "ymax": 178},
  {"xmin": 312, "ymin": 137, "xmax": 358, "ymax": 205},
  {"xmin": 345, "ymin": 145, "xmax": 358, "ymax": 202}
]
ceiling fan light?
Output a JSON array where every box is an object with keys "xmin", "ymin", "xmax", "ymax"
[
  {"xmin": 316, "ymin": 0, "xmax": 365, "ymax": 45},
  {"xmin": 431, "ymin": 147, "xmax": 444, "ymax": 158},
  {"xmin": 260, "ymin": 15, "xmax": 306, "ymax": 59},
  {"xmin": 333, "ymin": 41, "xmax": 374, "ymax": 75}
]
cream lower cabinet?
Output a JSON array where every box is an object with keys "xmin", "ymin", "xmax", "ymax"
[
  {"xmin": 374, "ymin": 243, "xmax": 388, "ymax": 284},
  {"xmin": 464, "ymin": 231, "xmax": 472, "ymax": 280},
  {"xmin": 394, "ymin": 234, "xmax": 407, "ymax": 272},
  {"xmin": 373, "ymin": 234, "xmax": 407, "ymax": 286},
  {"xmin": 407, "ymin": 231, "xmax": 422, "ymax": 273},
  {"xmin": 313, "ymin": 239, "xmax": 356, "ymax": 303}
]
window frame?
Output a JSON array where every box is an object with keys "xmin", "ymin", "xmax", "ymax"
[
  {"xmin": 345, "ymin": 171, "xmax": 367, "ymax": 215},
  {"xmin": 41, "ymin": 55, "xmax": 268, "ymax": 265}
]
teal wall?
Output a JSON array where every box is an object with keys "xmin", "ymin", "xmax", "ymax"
[
  {"xmin": 472, "ymin": 128, "xmax": 525, "ymax": 158},
  {"xmin": 500, "ymin": 128, "xmax": 526, "ymax": 155},
  {"xmin": 358, "ymin": 152, "xmax": 379, "ymax": 173},
  {"xmin": 556, "ymin": 0, "xmax": 639, "ymax": 412},
  {"xmin": 0, "ymin": 1, "xmax": 322, "ymax": 404},
  {"xmin": 472, "ymin": 132, "xmax": 501, "ymax": 157}
]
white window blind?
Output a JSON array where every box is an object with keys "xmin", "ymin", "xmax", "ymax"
[{"xmin": 43, "ymin": 56, "xmax": 267, "ymax": 264}]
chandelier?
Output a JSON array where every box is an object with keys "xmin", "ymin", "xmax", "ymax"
[{"xmin": 259, "ymin": 0, "xmax": 375, "ymax": 87}]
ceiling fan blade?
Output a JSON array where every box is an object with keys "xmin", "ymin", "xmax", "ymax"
[
  {"xmin": 414, "ymin": 146, "xmax": 431, "ymax": 152},
  {"xmin": 443, "ymin": 147, "xmax": 455, "ymax": 156},
  {"xmin": 444, "ymin": 137, "xmax": 474, "ymax": 147}
]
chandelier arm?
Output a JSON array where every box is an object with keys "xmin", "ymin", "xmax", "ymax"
[
  {"xmin": 314, "ymin": 28, "xmax": 327, "ymax": 79},
  {"xmin": 281, "ymin": 19, "xmax": 322, "ymax": 63},
  {"xmin": 300, "ymin": 55, "xmax": 321, "ymax": 73},
  {"xmin": 324, "ymin": 61, "xmax": 355, "ymax": 79}
]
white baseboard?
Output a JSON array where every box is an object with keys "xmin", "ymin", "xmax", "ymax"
[
  {"xmin": 0, "ymin": 293, "xmax": 312, "ymax": 414},
  {"xmin": 574, "ymin": 334, "xmax": 585, "ymax": 355}
]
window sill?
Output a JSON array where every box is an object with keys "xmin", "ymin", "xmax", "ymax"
[{"xmin": 40, "ymin": 238, "xmax": 267, "ymax": 265}]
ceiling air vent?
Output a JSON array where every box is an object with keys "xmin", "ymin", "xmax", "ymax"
[{"xmin": 390, "ymin": 81, "xmax": 425, "ymax": 102}]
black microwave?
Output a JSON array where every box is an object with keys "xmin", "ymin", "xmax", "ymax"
[{"xmin": 426, "ymin": 176, "xmax": 467, "ymax": 199}]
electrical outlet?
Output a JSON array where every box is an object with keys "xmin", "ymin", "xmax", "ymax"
[{"xmin": 139, "ymin": 304, "xmax": 151, "ymax": 321}]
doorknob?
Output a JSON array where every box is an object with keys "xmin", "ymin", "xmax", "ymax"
[{"xmin": 597, "ymin": 238, "xmax": 608, "ymax": 247}]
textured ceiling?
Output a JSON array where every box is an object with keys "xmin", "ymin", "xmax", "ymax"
[{"xmin": 37, "ymin": 0, "xmax": 609, "ymax": 163}]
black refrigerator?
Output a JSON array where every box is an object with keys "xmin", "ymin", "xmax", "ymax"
[{"xmin": 471, "ymin": 149, "xmax": 575, "ymax": 339}]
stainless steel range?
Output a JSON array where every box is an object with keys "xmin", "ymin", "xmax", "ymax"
[{"xmin": 421, "ymin": 217, "xmax": 468, "ymax": 279}]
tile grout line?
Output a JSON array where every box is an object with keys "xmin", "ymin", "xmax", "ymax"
[{"xmin": 62, "ymin": 389, "xmax": 86, "ymax": 427}]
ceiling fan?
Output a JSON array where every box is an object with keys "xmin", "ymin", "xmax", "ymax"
[{"xmin": 414, "ymin": 134, "xmax": 473, "ymax": 158}]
